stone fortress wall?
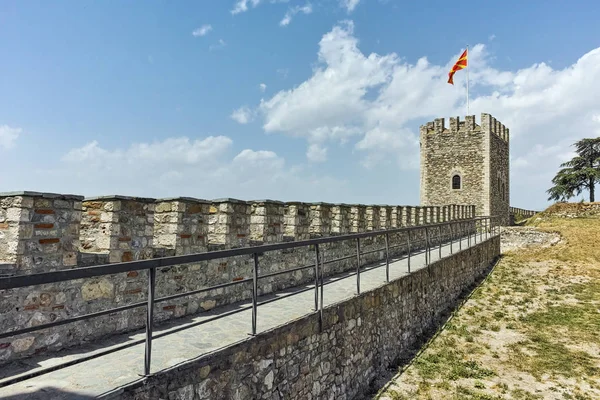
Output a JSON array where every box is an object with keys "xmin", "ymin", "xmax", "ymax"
[
  {"xmin": 509, "ymin": 206, "xmax": 538, "ymax": 219},
  {"xmin": 420, "ymin": 113, "xmax": 510, "ymax": 226},
  {"xmin": 0, "ymin": 191, "xmax": 476, "ymax": 364},
  {"xmin": 120, "ymin": 236, "xmax": 500, "ymax": 400}
]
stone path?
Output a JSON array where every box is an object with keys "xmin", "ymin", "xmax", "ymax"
[{"xmin": 0, "ymin": 233, "xmax": 486, "ymax": 399}]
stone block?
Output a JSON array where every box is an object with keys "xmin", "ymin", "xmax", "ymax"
[
  {"xmin": 284, "ymin": 203, "xmax": 310, "ymax": 241},
  {"xmin": 365, "ymin": 206, "xmax": 380, "ymax": 231},
  {"xmin": 81, "ymin": 196, "xmax": 155, "ymax": 263},
  {"xmin": 308, "ymin": 203, "xmax": 332, "ymax": 238},
  {"xmin": 350, "ymin": 205, "xmax": 366, "ymax": 233},
  {"xmin": 208, "ymin": 199, "xmax": 250, "ymax": 247},
  {"xmin": 250, "ymin": 201, "xmax": 284, "ymax": 244},
  {"xmin": 0, "ymin": 192, "xmax": 83, "ymax": 274},
  {"xmin": 154, "ymin": 198, "xmax": 209, "ymax": 255},
  {"xmin": 331, "ymin": 204, "xmax": 351, "ymax": 235}
]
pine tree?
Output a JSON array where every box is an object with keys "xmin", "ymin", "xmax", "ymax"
[{"xmin": 547, "ymin": 138, "xmax": 600, "ymax": 202}]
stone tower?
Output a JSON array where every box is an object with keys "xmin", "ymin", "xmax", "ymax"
[{"xmin": 419, "ymin": 113, "xmax": 510, "ymax": 225}]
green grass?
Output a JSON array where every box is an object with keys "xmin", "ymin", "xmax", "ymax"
[
  {"xmin": 511, "ymin": 388, "xmax": 544, "ymax": 399},
  {"xmin": 413, "ymin": 345, "xmax": 495, "ymax": 381},
  {"xmin": 376, "ymin": 214, "xmax": 600, "ymax": 400},
  {"xmin": 454, "ymin": 385, "xmax": 502, "ymax": 400},
  {"xmin": 508, "ymin": 334, "xmax": 599, "ymax": 380}
]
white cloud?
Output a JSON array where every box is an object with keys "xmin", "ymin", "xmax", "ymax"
[
  {"xmin": 45, "ymin": 135, "xmax": 348, "ymax": 201},
  {"xmin": 231, "ymin": 0, "xmax": 261, "ymax": 14},
  {"xmin": 280, "ymin": 4, "xmax": 312, "ymax": 27},
  {"xmin": 62, "ymin": 136, "xmax": 232, "ymax": 166},
  {"xmin": 489, "ymin": 34, "xmax": 496, "ymax": 41},
  {"xmin": 254, "ymin": 20, "xmax": 600, "ymax": 208},
  {"xmin": 231, "ymin": 0, "xmax": 289, "ymax": 15},
  {"xmin": 340, "ymin": 0, "xmax": 360, "ymax": 12},
  {"xmin": 233, "ymin": 149, "xmax": 284, "ymax": 169},
  {"xmin": 306, "ymin": 143, "xmax": 327, "ymax": 163},
  {"xmin": 209, "ymin": 39, "xmax": 227, "ymax": 51},
  {"xmin": 0, "ymin": 125, "xmax": 21, "ymax": 150},
  {"xmin": 230, "ymin": 106, "xmax": 254, "ymax": 124},
  {"xmin": 511, "ymin": 142, "xmax": 574, "ymax": 170},
  {"xmin": 259, "ymin": 83, "xmax": 267, "ymax": 92},
  {"xmin": 192, "ymin": 25, "xmax": 213, "ymax": 37},
  {"xmin": 355, "ymin": 126, "xmax": 418, "ymax": 169}
]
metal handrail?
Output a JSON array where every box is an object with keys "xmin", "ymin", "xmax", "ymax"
[
  {"xmin": 0, "ymin": 235, "xmax": 424, "ymax": 341},
  {"xmin": 0, "ymin": 215, "xmax": 498, "ymax": 383},
  {"xmin": 0, "ymin": 217, "xmax": 493, "ymax": 290}
]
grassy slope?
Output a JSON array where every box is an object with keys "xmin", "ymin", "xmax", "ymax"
[{"xmin": 375, "ymin": 209, "xmax": 600, "ymax": 400}]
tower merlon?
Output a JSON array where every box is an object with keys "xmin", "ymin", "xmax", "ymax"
[
  {"xmin": 421, "ymin": 113, "xmax": 508, "ymax": 142},
  {"xmin": 434, "ymin": 118, "xmax": 445, "ymax": 133},
  {"xmin": 481, "ymin": 113, "xmax": 508, "ymax": 142}
]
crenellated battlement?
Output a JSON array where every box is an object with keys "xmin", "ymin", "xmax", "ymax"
[
  {"xmin": 0, "ymin": 190, "xmax": 477, "ymax": 364},
  {"xmin": 0, "ymin": 191, "xmax": 477, "ymax": 274},
  {"xmin": 420, "ymin": 113, "xmax": 509, "ymax": 142}
]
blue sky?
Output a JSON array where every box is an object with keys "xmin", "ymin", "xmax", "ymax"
[{"xmin": 1, "ymin": 0, "xmax": 599, "ymax": 209}]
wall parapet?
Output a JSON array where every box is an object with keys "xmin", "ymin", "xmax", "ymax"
[
  {"xmin": 509, "ymin": 206, "xmax": 538, "ymax": 217},
  {"xmin": 420, "ymin": 113, "xmax": 509, "ymax": 142},
  {"xmin": 0, "ymin": 190, "xmax": 479, "ymax": 365},
  {"xmin": 509, "ymin": 206, "xmax": 539, "ymax": 224}
]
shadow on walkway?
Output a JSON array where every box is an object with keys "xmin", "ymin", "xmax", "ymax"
[{"xmin": 1, "ymin": 387, "xmax": 97, "ymax": 400}]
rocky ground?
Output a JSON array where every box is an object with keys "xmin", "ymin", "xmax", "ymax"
[
  {"xmin": 372, "ymin": 214, "xmax": 600, "ymax": 400},
  {"xmin": 500, "ymin": 226, "xmax": 561, "ymax": 253}
]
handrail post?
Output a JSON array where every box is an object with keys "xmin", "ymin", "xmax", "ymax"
[
  {"xmin": 459, "ymin": 222, "xmax": 462, "ymax": 251},
  {"xmin": 480, "ymin": 219, "xmax": 483, "ymax": 242},
  {"xmin": 425, "ymin": 227, "xmax": 429, "ymax": 265},
  {"xmin": 356, "ymin": 237, "xmax": 361, "ymax": 294},
  {"xmin": 438, "ymin": 225, "xmax": 442, "ymax": 259},
  {"xmin": 484, "ymin": 218, "xmax": 487, "ymax": 240},
  {"xmin": 144, "ymin": 267, "xmax": 156, "ymax": 376},
  {"xmin": 314, "ymin": 244, "xmax": 320, "ymax": 311},
  {"xmin": 474, "ymin": 220, "xmax": 477, "ymax": 244},
  {"xmin": 468, "ymin": 220, "xmax": 471, "ymax": 247},
  {"xmin": 407, "ymin": 230, "xmax": 411, "ymax": 273},
  {"xmin": 251, "ymin": 253, "xmax": 259, "ymax": 336},
  {"xmin": 319, "ymin": 248, "xmax": 324, "ymax": 331},
  {"xmin": 384, "ymin": 233, "xmax": 390, "ymax": 283},
  {"xmin": 449, "ymin": 223, "xmax": 453, "ymax": 254}
]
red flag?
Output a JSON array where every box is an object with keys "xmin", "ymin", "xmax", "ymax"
[{"xmin": 448, "ymin": 49, "xmax": 468, "ymax": 85}]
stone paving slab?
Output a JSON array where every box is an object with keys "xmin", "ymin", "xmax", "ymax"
[{"xmin": 0, "ymin": 234, "xmax": 485, "ymax": 399}]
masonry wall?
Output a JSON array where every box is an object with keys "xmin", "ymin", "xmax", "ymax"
[
  {"xmin": 420, "ymin": 113, "xmax": 510, "ymax": 224},
  {"xmin": 118, "ymin": 234, "xmax": 500, "ymax": 400},
  {"xmin": 419, "ymin": 116, "xmax": 486, "ymax": 215},
  {"xmin": 0, "ymin": 192, "xmax": 476, "ymax": 365},
  {"xmin": 487, "ymin": 116, "xmax": 510, "ymax": 226},
  {"xmin": 508, "ymin": 206, "xmax": 538, "ymax": 224}
]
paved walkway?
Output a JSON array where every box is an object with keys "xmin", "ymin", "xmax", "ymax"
[{"xmin": 0, "ymin": 233, "xmax": 488, "ymax": 399}]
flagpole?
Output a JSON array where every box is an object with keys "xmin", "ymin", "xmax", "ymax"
[{"xmin": 466, "ymin": 44, "xmax": 470, "ymax": 115}]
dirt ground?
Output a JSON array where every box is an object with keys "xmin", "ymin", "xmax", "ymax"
[{"xmin": 373, "ymin": 213, "xmax": 600, "ymax": 400}]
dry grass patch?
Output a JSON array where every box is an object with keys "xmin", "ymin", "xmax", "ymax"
[{"xmin": 375, "ymin": 214, "xmax": 600, "ymax": 400}]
